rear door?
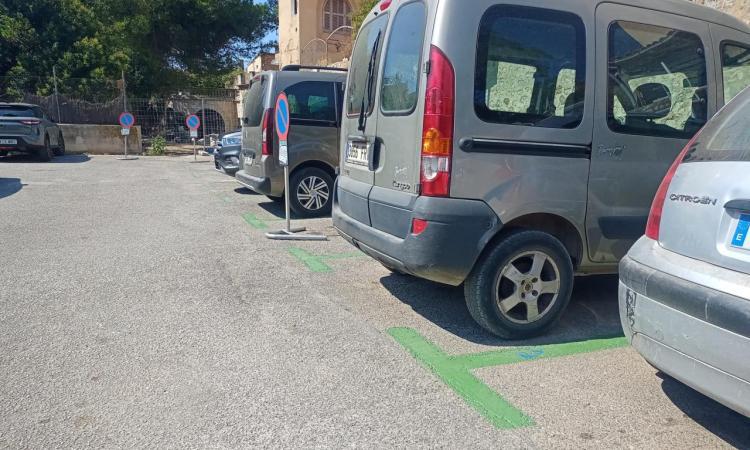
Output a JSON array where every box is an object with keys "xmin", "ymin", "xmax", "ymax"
[
  {"xmin": 659, "ymin": 89, "xmax": 750, "ymax": 275},
  {"xmin": 338, "ymin": 12, "xmax": 389, "ymax": 226},
  {"xmin": 240, "ymin": 75, "xmax": 270, "ymax": 172},
  {"xmin": 587, "ymin": 4, "xmax": 716, "ymax": 263},
  {"xmin": 368, "ymin": 0, "xmax": 429, "ymax": 236}
]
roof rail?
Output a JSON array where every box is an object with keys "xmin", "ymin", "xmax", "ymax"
[{"xmin": 281, "ymin": 65, "xmax": 348, "ymax": 73}]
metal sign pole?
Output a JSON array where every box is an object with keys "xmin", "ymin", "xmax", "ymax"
[
  {"xmin": 265, "ymin": 92, "xmax": 326, "ymax": 241},
  {"xmin": 193, "ymin": 138, "xmax": 197, "ymax": 161},
  {"xmin": 125, "ymin": 134, "xmax": 128, "ymax": 158}
]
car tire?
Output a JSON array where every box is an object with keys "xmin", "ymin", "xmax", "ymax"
[
  {"xmin": 289, "ymin": 167, "xmax": 334, "ymax": 218},
  {"xmin": 37, "ymin": 136, "xmax": 53, "ymax": 162},
  {"xmin": 464, "ymin": 230, "xmax": 574, "ymax": 339},
  {"xmin": 53, "ymin": 132, "xmax": 66, "ymax": 156}
]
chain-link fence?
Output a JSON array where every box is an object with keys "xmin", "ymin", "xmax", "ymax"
[{"xmin": 0, "ymin": 75, "xmax": 243, "ymax": 150}]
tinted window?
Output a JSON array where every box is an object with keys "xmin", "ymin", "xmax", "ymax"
[
  {"xmin": 381, "ymin": 2, "xmax": 426, "ymax": 114},
  {"xmin": 722, "ymin": 44, "xmax": 750, "ymax": 102},
  {"xmin": 244, "ymin": 77, "xmax": 266, "ymax": 127},
  {"xmin": 347, "ymin": 14, "xmax": 388, "ymax": 116},
  {"xmin": 475, "ymin": 6, "xmax": 586, "ymax": 129},
  {"xmin": 286, "ymin": 81, "xmax": 336, "ymax": 122},
  {"xmin": 684, "ymin": 89, "xmax": 750, "ymax": 163},
  {"xmin": 608, "ymin": 21, "xmax": 707, "ymax": 139},
  {"xmin": 0, "ymin": 106, "xmax": 38, "ymax": 118}
]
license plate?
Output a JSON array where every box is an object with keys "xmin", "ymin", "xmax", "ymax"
[
  {"xmin": 346, "ymin": 141, "xmax": 369, "ymax": 166},
  {"xmin": 731, "ymin": 214, "xmax": 750, "ymax": 249},
  {"xmin": 0, "ymin": 139, "xmax": 17, "ymax": 145}
]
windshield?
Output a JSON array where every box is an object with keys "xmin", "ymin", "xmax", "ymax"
[
  {"xmin": 346, "ymin": 14, "xmax": 388, "ymax": 117},
  {"xmin": 684, "ymin": 88, "xmax": 750, "ymax": 163},
  {"xmin": 0, "ymin": 106, "xmax": 38, "ymax": 118}
]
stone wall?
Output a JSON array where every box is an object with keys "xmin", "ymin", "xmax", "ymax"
[{"xmin": 60, "ymin": 124, "xmax": 142, "ymax": 155}]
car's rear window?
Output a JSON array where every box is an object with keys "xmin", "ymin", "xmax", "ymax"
[
  {"xmin": 0, "ymin": 106, "xmax": 38, "ymax": 118},
  {"xmin": 346, "ymin": 14, "xmax": 388, "ymax": 117},
  {"xmin": 244, "ymin": 78, "xmax": 266, "ymax": 127},
  {"xmin": 684, "ymin": 89, "xmax": 750, "ymax": 163},
  {"xmin": 286, "ymin": 81, "xmax": 336, "ymax": 122}
]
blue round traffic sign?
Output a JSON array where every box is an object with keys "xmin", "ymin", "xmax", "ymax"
[
  {"xmin": 275, "ymin": 93, "xmax": 290, "ymax": 141},
  {"xmin": 186, "ymin": 114, "xmax": 201, "ymax": 130},
  {"xmin": 119, "ymin": 112, "xmax": 135, "ymax": 129}
]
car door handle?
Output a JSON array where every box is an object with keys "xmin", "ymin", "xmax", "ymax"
[{"xmin": 725, "ymin": 200, "xmax": 750, "ymax": 211}]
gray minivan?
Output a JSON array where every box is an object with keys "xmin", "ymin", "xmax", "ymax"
[
  {"xmin": 236, "ymin": 67, "xmax": 347, "ymax": 218},
  {"xmin": 332, "ymin": 0, "xmax": 750, "ymax": 338}
]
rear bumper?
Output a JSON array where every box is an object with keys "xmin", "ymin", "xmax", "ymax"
[
  {"xmin": 619, "ymin": 253, "xmax": 750, "ymax": 418},
  {"xmin": 235, "ymin": 170, "xmax": 272, "ymax": 195},
  {"xmin": 0, "ymin": 136, "xmax": 43, "ymax": 154},
  {"xmin": 332, "ymin": 179, "xmax": 502, "ymax": 286}
]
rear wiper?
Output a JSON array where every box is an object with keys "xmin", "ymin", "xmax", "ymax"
[{"xmin": 358, "ymin": 30, "xmax": 382, "ymax": 132}]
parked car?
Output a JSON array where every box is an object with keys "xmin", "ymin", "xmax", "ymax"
[
  {"xmin": 209, "ymin": 129, "xmax": 241, "ymax": 155},
  {"xmin": 235, "ymin": 66, "xmax": 346, "ymax": 218},
  {"xmin": 620, "ymin": 87, "xmax": 750, "ymax": 418},
  {"xmin": 214, "ymin": 131, "xmax": 242, "ymax": 175},
  {"xmin": 0, "ymin": 103, "xmax": 64, "ymax": 161},
  {"xmin": 332, "ymin": 0, "xmax": 750, "ymax": 338}
]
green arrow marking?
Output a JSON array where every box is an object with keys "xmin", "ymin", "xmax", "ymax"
[{"xmin": 388, "ymin": 327, "xmax": 627, "ymax": 429}]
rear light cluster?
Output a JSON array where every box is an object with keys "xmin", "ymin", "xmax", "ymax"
[
  {"xmin": 261, "ymin": 108, "xmax": 274, "ymax": 156},
  {"xmin": 380, "ymin": 0, "xmax": 392, "ymax": 11},
  {"xmin": 645, "ymin": 131, "xmax": 701, "ymax": 240},
  {"xmin": 420, "ymin": 46, "xmax": 455, "ymax": 197}
]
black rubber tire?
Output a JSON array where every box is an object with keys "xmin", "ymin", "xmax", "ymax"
[
  {"xmin": 288, "ymin": 167, "xmax": 334, "ymax": 218},
  {"xmin": 37, "ymin": 136, "xmax": 53, "ymax": 162},
  {"xmin": 464, "ymin": 230, "xmax": 574, "ymax": 339},
  {"xmin": 53, "ymin": 133, "xmax": 65, "ymax": 156},
  {"xmin": 266, "ymin": 194, "xmax": 284, "ymax": 203}
]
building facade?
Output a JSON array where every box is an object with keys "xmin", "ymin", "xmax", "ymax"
[{"xmin": 277, "ymin": 0, "xmax": 366, "ymax": 68}]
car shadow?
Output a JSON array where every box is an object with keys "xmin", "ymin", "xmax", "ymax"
[
  {"xmin": 233, "ymin": 187, "xmax": 259, "ymax": 196},
  {"xmin": 0, "ymin": 154, "xmax": 90, "ymax": 164},
  {"xmin": 0, "ymin": 178, "xmax": 23, "ymax": 200},
  {"xmin": 258, "ymin": 200, "xmax": 332, "ymax": 220},
  {"xmin": 380, "ymin": 273, "xmax": 624, "ymax": 347},
  {"xmin": 659, "ymin": 373, "xmax": 750, "ymax": 447}
]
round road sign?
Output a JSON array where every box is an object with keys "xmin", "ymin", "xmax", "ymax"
[
  {"xmin": 186, "ymin": 114, "xmax": 201, "ymax": 130},
  {"xmin": 119, "ymin": 112, "xmax": 135, "ymax": 129},
  {"xmin": 275, "ymin": 92, "xmax": 290, "ymax": 141}
]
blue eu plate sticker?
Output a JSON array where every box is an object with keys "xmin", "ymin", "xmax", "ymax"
[{"xmin": 731, "ymin": 214, "xmax": 750, "ymax": 249}]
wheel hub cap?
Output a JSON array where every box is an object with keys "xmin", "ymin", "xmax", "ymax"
[{"xmin": 495, "ymin": 251, "xmax": 561, "ymax": 324}]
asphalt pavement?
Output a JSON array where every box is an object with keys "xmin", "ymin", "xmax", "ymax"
[{"xmin": 1, "ymin": 154, "xmax": 748, "ymax": 449}]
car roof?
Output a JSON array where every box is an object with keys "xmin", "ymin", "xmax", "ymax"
[
  {"xmin": 371, "ymin": 0, "xmax": 750, "ymax": 34},
  {"xmin": 260, "ymin": 69, "xmax": 347, "ymax": 83}
]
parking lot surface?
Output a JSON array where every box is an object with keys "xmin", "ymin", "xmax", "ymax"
[{"xmin": 1, "ymin": 155, "xmax": 748, "ymax": 448}]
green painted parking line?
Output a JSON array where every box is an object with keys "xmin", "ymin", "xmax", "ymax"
[
  {"xmin": 288, "ymin": 247, "xmax": 365, "ymax": 273},
  {"xmin": 243, "ymin": 213, "xmax": 269, "ymax": 230},
  {"xmin": 241, "ymin": 212, "xmax": 284, "ymax": 230},
  {"xmin": 388, "ymin": 327, "xmax": 627, "ymax": 429}
]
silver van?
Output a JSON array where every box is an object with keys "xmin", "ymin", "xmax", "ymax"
[
  {"xmin": 236, "ymin": 67, "xmax": 347, "ymax": 218},
  {"xmin": 332, "ymin": 0, "xmax": 750, "ymax": 338}
]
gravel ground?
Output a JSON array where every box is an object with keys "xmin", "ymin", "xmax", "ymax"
[{"xmin": 0, "ymin": 154, "xmax": 747, "ymax": 449}]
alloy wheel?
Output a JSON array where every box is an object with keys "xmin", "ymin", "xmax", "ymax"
[
  {"xmin": 296, "ymin": 175, "xmax": 330, "ymax": 211},
  {"xmin": 494, "ymin": 251, "xmax": 561, "ymax": 324}
]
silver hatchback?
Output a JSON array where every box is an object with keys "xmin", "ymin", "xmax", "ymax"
[{"xmin": 619, "ymin": 87, "xmax": 750, "ymax": 419}]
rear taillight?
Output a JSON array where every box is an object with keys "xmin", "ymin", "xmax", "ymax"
[
  {"xmin": 420, "ymin": 46, "xmax": 455, "ymax": 198},
  {"xmin": 380, "ymin": 0, "xmax": 392, "ymax": 11},
  {"xmin": 645, "ymin": 131, "xmax": 701, "ymax": 240},
  {"xmin": 20, "ymin": 120, "xmax": 41, "ymax": 125},
  {"xmin": 261, "ymin": 108, "xmax": 274, "ymax": 156}
]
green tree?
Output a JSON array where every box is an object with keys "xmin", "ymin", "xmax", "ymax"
[
  {"xmin": 0, "ymin": 0, "xmax": 277, "ymax": 97},
  {"xmin": 352, "ymin": 0, "xmax": 378, "ymax": 35}
]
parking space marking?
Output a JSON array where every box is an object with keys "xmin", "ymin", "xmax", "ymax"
[
  {"xmin": 288, "ymin": 247, "xmax": 365, "ymax": 273},
  {"xmin": 388, "ymin": 327, "xmax": 627, "ymax": 429},
  {"xmin": 242, "ymin": 213, "xmax": 283, "ymax": 230}
]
